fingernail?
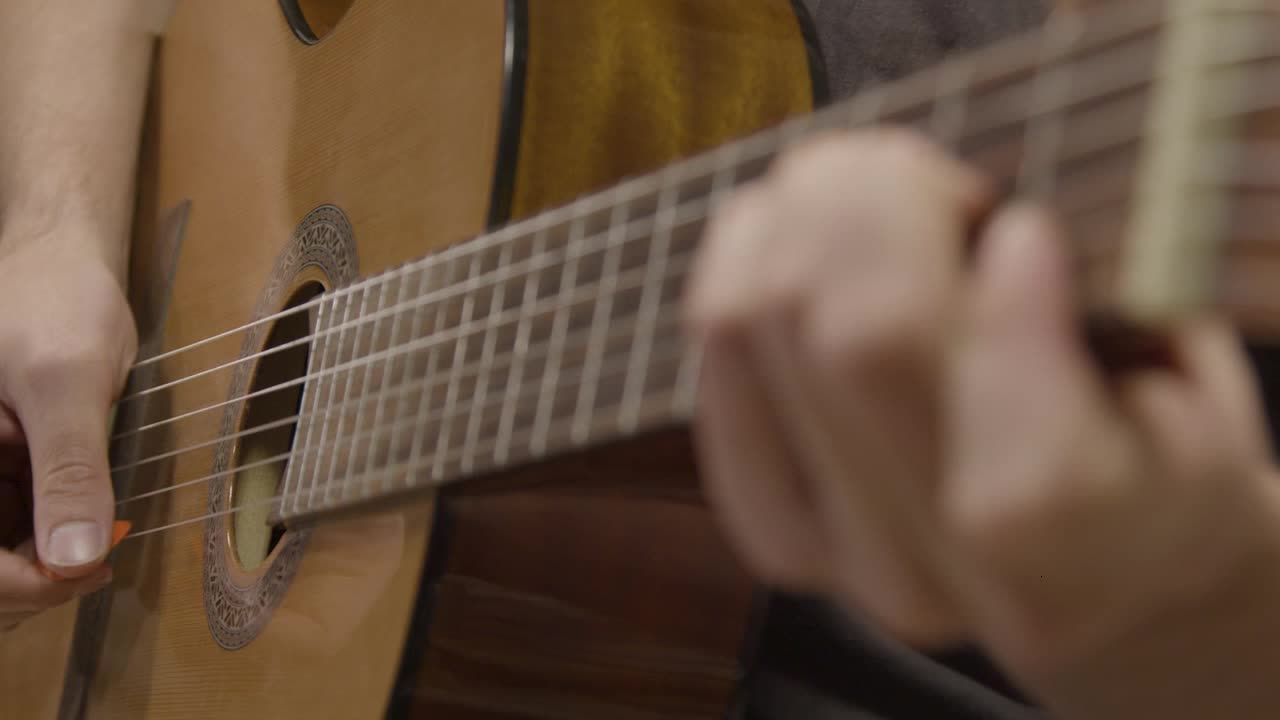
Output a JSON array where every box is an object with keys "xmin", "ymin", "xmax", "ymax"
[{"xmin": 48, "ymin": 521, "xmax": 105, "ymax": 568}]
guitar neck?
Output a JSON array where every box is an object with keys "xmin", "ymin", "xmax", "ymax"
[{"xmin": 274, "ymin": 0, "xmax": 1263, "ymax": 525}]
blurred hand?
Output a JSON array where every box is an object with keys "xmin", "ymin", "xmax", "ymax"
[
  {"xmin": 0, "ymin": 236, "xmax": 135, "ymax": 630},
  {"xmin": 686, "ymin": 129, "xmax": 1280, "ymax": 709}
]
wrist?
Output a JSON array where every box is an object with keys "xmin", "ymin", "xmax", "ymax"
[
  {"xmin": 1018, "ymin": 474, "xmax": 1280, "ymax": 720},
  {"xmin": 0, "ymin": 206, "xmax": 129, "ymax": 283}
]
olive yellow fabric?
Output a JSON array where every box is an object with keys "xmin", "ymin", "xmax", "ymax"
[{"xmin": 512, "ymin": 0, "xmax": 813, "ymax": 219}]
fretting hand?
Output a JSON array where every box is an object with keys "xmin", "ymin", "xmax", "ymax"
[{"xmin": 685, "ymin": 128, "xmax": 1280, "ymax": 719}]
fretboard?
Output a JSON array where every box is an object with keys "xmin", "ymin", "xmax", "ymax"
[
  {"xmin": 274, "ymin": 0, "xmax": 1267, "ymax": 524},
  {"xmin": 277, "ymin": 170, "xmax": 713, "ymax": 522}
]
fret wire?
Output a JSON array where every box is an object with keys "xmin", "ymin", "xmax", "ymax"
[
  {"xmin": 361, "ymin": 270, "xmax": 412, "ymax": 499},
  {"xmin": 431, "ymin": 252, "xmax": 484, "ymax": 481},
  {"xmin": 115, "ymin": 4, "xmax": 1223, "ymax": 527},
  {"xmin": 461, "ymin": 241, "xmax": 513, "ymax": 474},
  {"xmin": 778, "ymin": 111, "xmax": 816, "ymax": 152},
  {"xmin": 117, "ymin": 44, "xmax": 1196, "ymax": 452},
  {"xmin": 571, "ymin": 188, "xmax": 631, "ymax": 444},
  {"xmin": 276, "ymin": 341, "xmax": 300, "ymax": 513},
  {"xmin": 255, "ymin": 206, "xmax": 711, "ymax": 456},
  {"xmin": 672, "ymin": 143, "xmax": 744, "ymax": 417},
  {"xmin": 1019, "ymin": 12, "xmax": 1085, "ymax": 198},
  {"xmin": 311, "ymin": 255, "xmax": 696, "ymax": 478},
  {"xmin": 847, "ymin": 82, "xmax": 888, "ymax": 132},
  {"xmin": 321, "ymin": 310, "xmax": 689, "ymax": 508},
  {"xmin": 123, "ymin": 254, "xmax": 692, "ymax": 517},
  {"xmin": 531, "ymin": 215, "xmax": 586, "ymax": 454},
  {"xmin": 343, "ymin": 277, "xmax": 393, "ymax": 503},
  {"xmin": 119, "ymin": 169, "xmax": 680, "ymax": 414},
  {"xmin": 125, "ymin": 0, "xmax": 1169, "ymax": 387},
  {"xmin": 404, "ymin": 254, "xmax": 459, "ymax": 492},
  {"xmin": 620, "ymin": 170, "xmax": 682, "ymax": 432},
  {"xmin": 931, "ymin": 55, "xmax": 975, "ymax": 145},
  {"xmin": 284, "ymin": 300, "xmax": 330, "ymax": 516},
  {"xmin": 117, "ymin": 9, "xmax": 1174, "ymax": 422},
  {"xmin": 380, "ymin": 263, "xmax": 433, "ymax": 495},
  {"xmin": 671, "ymin": 344, "xmax": 701, "ymax": 418},
  {"xmin": 298, "ymin": 293, "xmax": 348, "ymax": 513},
  {"xmin": 119, "ymin": 72, "xmax": 1158, "ymax": 451},
  {"xmin": 127, "ymin": 8, "xmax": 1280, "ymax": 527},
  {"xmin": 307, "ymin": 340, "xmax": 690, "ymax": 517},
  {"xmin": 323, "ymin": 267, "xmax": 691, "ymax": 506},
  {"xmin": 321, "ymin": 284, "xmax": 375, "ymax": 510},
  {"xmin": 112, "ymin": 197, "xmax": 701, "ymax": 450},
  {"xmin": 132, "ymin": 338, "xmax": 692, "ymax": 540},
  {"xmin": 433, "ymin": 346, "xmax": 686, "ymax": 483},
  {"xmin": 494, "ymin": 227, "xmax": 549, "ymax": 465}
]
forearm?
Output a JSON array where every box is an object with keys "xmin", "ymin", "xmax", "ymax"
[{"xmin": 0, "ymin": 0, "xmax": 170, "ymax": 280}]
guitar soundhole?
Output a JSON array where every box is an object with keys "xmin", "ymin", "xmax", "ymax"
[
  {"xmin": 230, "ymin": 282, "xmax": 322, "ymax": 571},
  {"xmin": 278, "ymin": 0, "xmax": 357, "ymax": 44},
  {"xmin": 204, "ymin": 204, "xmax": 357, "ymax": 650}
]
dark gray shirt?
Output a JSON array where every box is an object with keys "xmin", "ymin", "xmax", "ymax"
[{"xmin": 802, "ymin": 0, "xmax": 1048, "ymax": 100}]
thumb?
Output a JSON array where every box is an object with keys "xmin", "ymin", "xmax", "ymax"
[{"xmin": 14, "ymin": 373, "xmax": 115, "ymax": 579}]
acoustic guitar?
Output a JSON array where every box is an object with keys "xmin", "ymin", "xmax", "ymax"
[{"xmin": 1, "ymin": 0, "xmax": 1271, "ymax": 717}]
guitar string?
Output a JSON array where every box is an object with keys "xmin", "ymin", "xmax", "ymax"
[
  {"xmin": 103, "ymin": 118, "xmax": 1280, "ymax": 460},
  {"xmin": 110, "ymin": 207, "xmax": 1280, "ymax": 520},
  {"xmin": 118, "ymin": 306, "xmax": 686, "ymax": 516},
  {"xmin": 105, "ymin": 115, "xmax": 1122, "ymax": 470},
  {"xmin": 110, "ymin": 2, "xmax": 1280, "ymax": 540},
  {"xmin": 127, "ymin": 311, "xmax": 691, "ymax": 517},
  {"xmin": 97, "ymin": 8, "xmax": 1269, "ymax": 525},
  {"xmin": 116, "ymin": 1, "xmax": 1179, "ymax": 382},
  {"xmin": 110, "ymin": 12, "xmax": 1279, "ymax": 417},
  {"xmin": 105, "ymin": 48, "xmax": 1176, "ymax": 443},
  {"xmin": 113, "ymin": 254, "xmax": 694, "ymax": 506},
  {"xmin": 108, "ymin": 196, "xmax": 709, "ymax": 444},
  {"xmin": 106, "ymin": 133, "xmax": 1246, "ymax": 513},
  {"xmin": 100, "ymin": 48, "xmax": 1280, "ymax": 478},
  {"xmin": 122, "ymin": 339, "xmax": 689, "ymax": 542}
]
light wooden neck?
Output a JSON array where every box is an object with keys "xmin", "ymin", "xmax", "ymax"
[{"xmin": 273, "ymin": 0, "xmax": 1276, "ymax": 525}]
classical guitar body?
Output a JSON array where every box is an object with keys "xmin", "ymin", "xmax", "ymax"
[{"xmin": 0, "ymin": 1, "xmax": 816, "ymax": 718}]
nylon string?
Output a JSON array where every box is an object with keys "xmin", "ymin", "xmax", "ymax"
[{"xmin": 109, "ymin": 3, "xmax": 1280, "ymax": 542}]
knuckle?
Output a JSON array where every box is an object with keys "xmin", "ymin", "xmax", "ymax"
[
  {"xmin": 870, "ymin": 128, "xmax": 949, "ymax": 175},
  {"xmin": 690, "ymin": 187, "xmax": 778, "ymax": 334},
  {"xmin": 705, "ymin": 183, "xmax": 772, "ymax": 244},
  {"xmin": 943, "ymin": 431, "xmax": 1136, "ymax": 568},
  {"xmin": 770, "ymin": 128, "xmax": 960, "ymax": 204},
  {"xmin": 13, "ymin": 344, "xmax": 98, "ymax": 392},
  {"xmin": 35, "ymin": 449, "xmax": 104, "ymax": 505},
  {"xmin": 803, "ymin": 287, "xmax": 934, "ymax": 380},
  {"xmin": 773, "ymin": 132, "xmax": 859, "ymax": 181},
  {"xmin": 867, "ymin": 129, "xmax": 989, "ymax": 209},
  {"xmin": 117, "ymin": 311, "xmax": 140, "ymax": 363}
]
